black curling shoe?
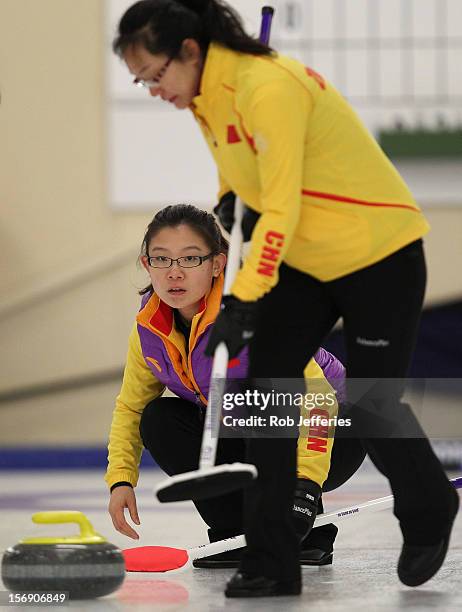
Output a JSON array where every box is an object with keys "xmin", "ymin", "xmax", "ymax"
[
  {"xmin": 398, "ymin": 537, "xmax": 451, "ymax": 587},
  {"xmin": 225, "ymin": 572, "xmax": 301, "ymax": 598},
  {"xmin": 193, "ymin": 547, "xmax": 245, "ymax": 568},
  {"xmin": 398, "ymin": 489, "xmax": 459, "ymax": 587},
  {"xmin": 194, "ymin": 546, "xmax": 332, "ymax": 568},
  {"xmin": 300, "ymin": 547, "xmax": 333, "ymax": 566}
]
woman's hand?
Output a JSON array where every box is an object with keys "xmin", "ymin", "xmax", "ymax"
[
  {"xmin": 108, "ymin": 485, "xmax": 141, "ymax": 539},
  {"xmin": 205, "ymin": 295, "xmax": 258, "ymax": 359},
  {"xmin": 214, "ymin": 191, "xmax": 260, "ymax": 241}
]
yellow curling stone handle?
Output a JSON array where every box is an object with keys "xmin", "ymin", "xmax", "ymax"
[{"xmin": 20, "ymin": 511, "xmax": 108, "ymax": 545}]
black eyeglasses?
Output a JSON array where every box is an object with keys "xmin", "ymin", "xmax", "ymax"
[
  {"xmin": 133, "ymin": 57, "xmax": 173, "ymax": 88},
  {"xmin": 147, "ymin": 253, "xmax": 215, "ymax": 269}
]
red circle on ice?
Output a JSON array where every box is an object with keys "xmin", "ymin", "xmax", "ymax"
[{"xmin": 123, "ymin": 546, "xmax": 189, "ymax": 572}]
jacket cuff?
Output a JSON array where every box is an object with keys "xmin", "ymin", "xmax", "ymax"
[{"xmin": 110, "ymin": 481, "xmax": 133, "ymax": 493}]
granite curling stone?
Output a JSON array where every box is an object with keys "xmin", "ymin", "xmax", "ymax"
[{"xmin": 1, "ymin": 511, "xmax": 125, "ymax": 599}]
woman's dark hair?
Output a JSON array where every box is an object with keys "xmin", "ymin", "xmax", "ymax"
[
  {"xmin": 139, "ymin": 203, "xmax": 229, "ymax": 295},
  {"xmin": 113, "ymin": 0, "xmax": 273, "ymax": 59}
]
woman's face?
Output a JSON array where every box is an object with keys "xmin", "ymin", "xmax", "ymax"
[
  {"xmin": 141, "ymin": 224, "xmax": 226, "ymax": 322},
  {"xmin": 124, "ymin": 40, "xmax": 204, "ymax": 109}
]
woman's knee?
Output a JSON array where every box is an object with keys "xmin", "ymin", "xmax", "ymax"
[
  {"xmin": 139, "ymin": 396, "xmax": 203, "ymax": 473},
  {"xmin": 139, "ymin": 397, "xmax": 174, "ymax": 447}
]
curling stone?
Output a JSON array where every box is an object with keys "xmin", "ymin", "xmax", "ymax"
[{"xmin": 1, "ymin": 511, "xmax": 125, "ymax": 600}]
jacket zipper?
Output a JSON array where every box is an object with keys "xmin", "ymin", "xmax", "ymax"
[
  {"xmin": 194, "ymin": 110, "xmax": 217, "ymax": 147},
  {"xmin": 188, "ymin": 324, "xmax": 207, "ymax": 407},
  {"xmin": 188, "ymin": 320, "xmax": 225, "ymax": 416}
]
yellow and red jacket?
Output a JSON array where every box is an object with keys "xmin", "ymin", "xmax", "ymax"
[
  {"xmin": 105, "ymin": 274, "xmax": 343, "ymax": 489},
  {"xmin": 190, "ymin": 43, "xmax": 430, "ymax": 301}
]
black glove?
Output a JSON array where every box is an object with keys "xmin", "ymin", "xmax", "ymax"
[
  {"xmin": 213, "ymin": 191, "xmax": 235, "ymax": 233},
  {"xmin": 205, "ymin": 295, "xmax": 258, "ymax": 359},
  {"xmin": 292, "ymin": 478, "xmax": 322, "ymax": 542},
  {"xmin": 213, "ymin": 191, "xmax": 260, "ymax": 242}
]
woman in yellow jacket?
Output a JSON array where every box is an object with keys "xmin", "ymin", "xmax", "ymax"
[
  {"xmin": 106, "ymin": 203, "xmax": 347, "ymax": 568},
  {"xmin": 113, "ymin": 0, "xmax": 458, "ymax": 598}
]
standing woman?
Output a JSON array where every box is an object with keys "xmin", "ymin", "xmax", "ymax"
[{"xmin": 113, "ymin": 0, "xmax": 459, "ymax": 598}]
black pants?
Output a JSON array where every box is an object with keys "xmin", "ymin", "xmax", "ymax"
[
  {"xmin": 242, "ymin": 239, "xmax": 456, "ymax": 580},
  {"xmin": 140, "ymin": 396, "xmax": 366, "ymax": 545}
]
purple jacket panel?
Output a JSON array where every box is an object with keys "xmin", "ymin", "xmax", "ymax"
[
  {"xmin": 313, "ymin": 347, "xmax": 346, "ymax": 404},
  {"xmin": 137, "ymin": 321, "xmax": 249, "ymax": 405}
]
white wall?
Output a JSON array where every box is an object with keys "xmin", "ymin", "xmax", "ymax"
[{"xmin": 106, "ymin": 0, "xmax": 462, "ymax": 209}]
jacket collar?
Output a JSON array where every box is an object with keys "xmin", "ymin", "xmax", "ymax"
[
  {"xmin": 191, "ymin": 43, "xmax": 241, "ymax": 112},
  {"xmin": 136, "ymin": 272, "xmax": 224, "ymax": 346}
]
